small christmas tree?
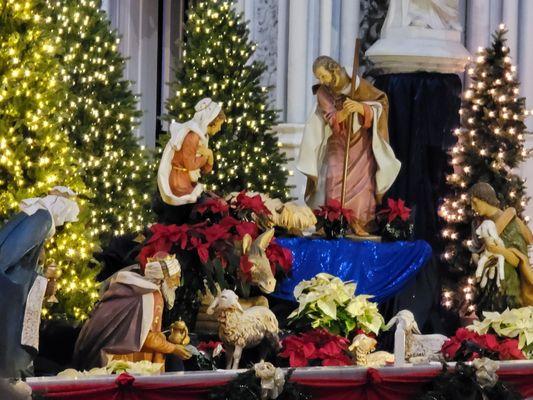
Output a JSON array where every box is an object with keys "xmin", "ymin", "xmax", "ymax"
[
  {"xmin": 440, "ymin": 26, "xmax": 529, "ymax": 314},
  {"xmin": 0, "ymin": 0, "xmax": 99, "ymax": 321},
  {"xmin": 46, "ymin": 0, "xmax": 155, "ymax": 242},
  {"xmin": 165, "ymin": 0, "xmax": 290, "ymax": 199}
]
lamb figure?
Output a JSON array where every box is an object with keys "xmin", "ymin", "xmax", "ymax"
[
  {"xmin": 385, "ymin": 310, "xmax": 447, "ymax": 366},
  {"xmin": 207, "ymin": 289, "xmax": 280, "ymax": 369},
  {"xmin": 474, "ymin": 219, "xmax": 506, "ymax": 288},
  {"xmin": 349, "ymin": 334, "xmax": 394, "ymax": 367}
]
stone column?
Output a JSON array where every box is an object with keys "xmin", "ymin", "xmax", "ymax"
[
  {"xmin": 286, "ymin": 0, "xmax": 309, "ymax": 123},
  {"xmin": 319, "ymin": 0, "xmax": 333, "ymax": 56},
  {"xmin": 276, "ymin": 0, "xmax": 289, "ymax": 119},
  {"xmin": 519, "ymin": 0, "xmax": 533, "ymax": 129},
  {"xmin": 466, "ymin": 0, "xmax": 491, "ymax": 51},
  {"xmin": 502, "ymin": 0, "xmax": 519, "ymax": 60},
  {"xmin": 340, "ymin": 0, "xmax": 360, "ymax": 70}
]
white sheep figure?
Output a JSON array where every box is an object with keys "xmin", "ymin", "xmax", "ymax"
[
  {"xmin": 207, "ymin": 289, "xmax": 280, "ymax": 369},
  {"xmin": 475, "ymin": 219, "xmax": 506, "ymax": 288},
  {"xmin": 385, "ymin": 310, "xmax": 447, "ymax": 366}
]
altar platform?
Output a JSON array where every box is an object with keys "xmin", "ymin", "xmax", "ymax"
[{"xmin": 28, "ymin": 361, "xmax": 533, "ymax": 400}]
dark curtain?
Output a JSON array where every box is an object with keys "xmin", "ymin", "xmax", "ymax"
[
  {"xmin": 374, "ymin": 72, "xmax": 461, "ymax": 246},
  {"xmin": 374, "ymin": 72, "xmax": 462, "ymax": 335}
]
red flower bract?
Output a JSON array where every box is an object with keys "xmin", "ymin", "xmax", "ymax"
[
  {"xmin": 280, "ymin": 329, "xmax": 351, "ymax": 367},
  {"xmin": 441, "ymin": 327, "xmax": 526, "ymax": 361},
  {"xmin": 239, "ymin": 255, "xmax": 254, "ymax": 281},
  {"xmin": 201, "ymin": 223, "xmax": 232, "ymax": 243},
  {"xmin": 198, "ymin": 341, "xmax": 224, "ymax": 353},
  {"xmin": 138, "ymin": 224, "xmax": 189, "ymax": 267},
  {"xmin": 235, "ymin": 221, "xmax": 259, "ymax": 240},
  {"xmin": 279, "ymin": 335, "xmax": 316, "ymax": 368},
  {"xmin": 196, "ymin": 198, "xmax": 229, "ymax": 215},
  {"xmin": 266, "ymin": 240, "xmax": 293, "ymax": 274},
  {"xmin": 234, "ymin": 191, "xmax": 271, "ymax": 216},
  {"xmin": 498, "ymin": 338, "xmax": 526, "ymax": 360},
  {"xmin": 315, "ymin": 199, "xmax": 354, "ymax": 223},
  {"xmin": 380, "ymin": 198, "xmax": 411, "ymax": 223}
]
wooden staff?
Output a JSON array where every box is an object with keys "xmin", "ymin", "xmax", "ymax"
[{"xmin": 340, "ymin": 38, "xmax": 362, "ymax": 207}]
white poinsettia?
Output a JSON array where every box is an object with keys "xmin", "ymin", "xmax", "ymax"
[
  {"xmin": 468, "ymin": 306, "xmax": 533, "ymax": 358},
  {"xmin": 289, "ymin": 273, "xmax": 384, "ymax": 336},
  {"xmin": 58, "ymin": 360, "xmax": 163, "ymax": 378}
]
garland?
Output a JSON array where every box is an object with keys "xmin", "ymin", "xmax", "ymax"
[
  {"xmin": 208, "ymin": 364, "xmax": 311, "ymax": 400},
  {"xmin": 416, "ymin": 360, "xmax": 522, "ymax": 400}
]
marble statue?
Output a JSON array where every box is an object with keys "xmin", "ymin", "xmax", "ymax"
[{"xmin": 367, "ymin": 0, "xmax": 470, "ymax": 73}]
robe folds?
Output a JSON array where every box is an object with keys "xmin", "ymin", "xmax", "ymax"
[
  {"xmin": 298, "ymin": 77, "xmax": 401, "ymax": 225},
  {"xmin": 0, "ymin": 210, "xmax": 52, "ymax": 378},
  {"xmin": 495, "ymin": 208, "xmax": 533, "ymax": 306},
  {"xmin": 73, "ymin": 271, "xmax": 165, "ymax": 370}
]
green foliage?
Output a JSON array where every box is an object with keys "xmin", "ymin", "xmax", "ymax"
[
  {"xmin": 0, "ymin": 0, "xmax": 100, "ymax": 320},
  {"xmin": 440, "ymin": 28, "xmax": 530, "ymax": 312},
  {"xmin": 165, "ymin": 0, "xmax": 290, "ymax": 199},
  {"xmin": 46, "ymin": 0, "xmax": 155, "ymax": 241},
  {"xmin": 209, "ymin": 368, "xmax": 311, "ymax": 400}
]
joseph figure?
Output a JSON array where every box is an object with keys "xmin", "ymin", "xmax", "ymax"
[{"xmin": 298, "ymin": 56, "xmax": 401, "ymax": 235}]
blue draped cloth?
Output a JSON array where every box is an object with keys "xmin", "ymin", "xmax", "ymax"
[{"xmin": 273, "ymin": 237, "xmax": 432, "ymax": 304}]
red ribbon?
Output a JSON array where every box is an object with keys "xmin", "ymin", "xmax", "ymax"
[{"xmin": 115, "ymin": 373, "xmax": 135, "ymax": 387}]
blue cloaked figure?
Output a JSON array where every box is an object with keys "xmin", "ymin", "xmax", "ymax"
[
  {"xmin": 0, "ymin": 187, "xmax": 79, "ymax": 378},
  {"xmin": 0, "ymin": 210, "xmax": 52, "ymax": 378}
]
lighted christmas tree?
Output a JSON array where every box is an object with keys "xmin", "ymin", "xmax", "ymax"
[
  {"xmin": 46, "ymin": 0, "xmax": 155, "ymax": 241},
  {"xmin": 165, "ymin": 0, "xmax": 290, "ymax": 199},
  {"xmin": 0, "ymin": 0, "xmax": 99, "ymax": 321},
  {"xmin": 440, "ymin": 26, "xmax": 529, "ymax": 314}
]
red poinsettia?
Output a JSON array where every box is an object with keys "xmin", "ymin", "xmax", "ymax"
[
  {"xmin": 219, "ymin": 216, "xmax": 240, "ymax": 229},
  {"xmin": 196, "ymin": 198, "xmax": 229, "ymax": 216},
  {"xmin": 441, "ymin": 328, "xmax": 525, "ymax": 361},
  {"xmin": 138, "ymin": 224, "xmax": 189, "ymax": 267},
  {"xmin": 198, "ymin": 341, "xmax": 224, "ymax": 353},
  {"xmin": 266, "ymin": 240, "xmax": 293, "ymax": 274},
  {"xmin": 239, "ymin": 255, "xmax": 254, "ymax": 281},
  {"xmin": 279, "ymin": 335, "xmax": 316, "ymax": 367},
  {"xmin": 379, "ymin": 198, "xmax": 411, "ymax": 223},
  {"xmin": 201, "ymin": 223, "xmax": 232, "ymax": 244},
  {"xmin": 498, "ymin": 338, "xmax": 527, "ymax": 360},
  {"xmin": 235, "ymin": 221, "xmax": 260, "ymax": 240},
  {"xmin": 280, "ymin": 329, "xmax": 351, "ymax": 367},
  {"xmin": 234, "ymin": 191, "xmax": 271, "ymax": 216},
  {"xmin": 314, "ymin": 199, "xmax": 354, "ymax": 223}
]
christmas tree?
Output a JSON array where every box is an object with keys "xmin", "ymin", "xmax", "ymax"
[
  {"xmin": 46, "ymin": 0, "xmax": 155, "ymax": 241},
  {"xmin": 0, "ymin": 0, "xmax": 99, "ymax": 321},
  {"xmin": 440, "ymin": 26, "xmax": 529, "ymax": 314},
  {"xmin": 165, "ymin": 0, "xmax": 290, "ymax": 199}
]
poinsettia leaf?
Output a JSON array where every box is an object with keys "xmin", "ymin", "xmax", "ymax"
[{"xmin": 317, "ymin": 298, "xmax": 337, "ymax": 320}]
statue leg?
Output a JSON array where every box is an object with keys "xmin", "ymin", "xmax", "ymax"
[
  {"xmin": 231, "ymin": 346, "xmax": 243, "ymax": 370},
  {"xmin": 225, "ymin": 345, "xmax": 234, "ymax": 370}
]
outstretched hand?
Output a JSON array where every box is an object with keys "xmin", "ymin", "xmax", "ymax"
[{"xmin": 173, "ymin": 344, "xmax": 192, "ymax": 360}]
